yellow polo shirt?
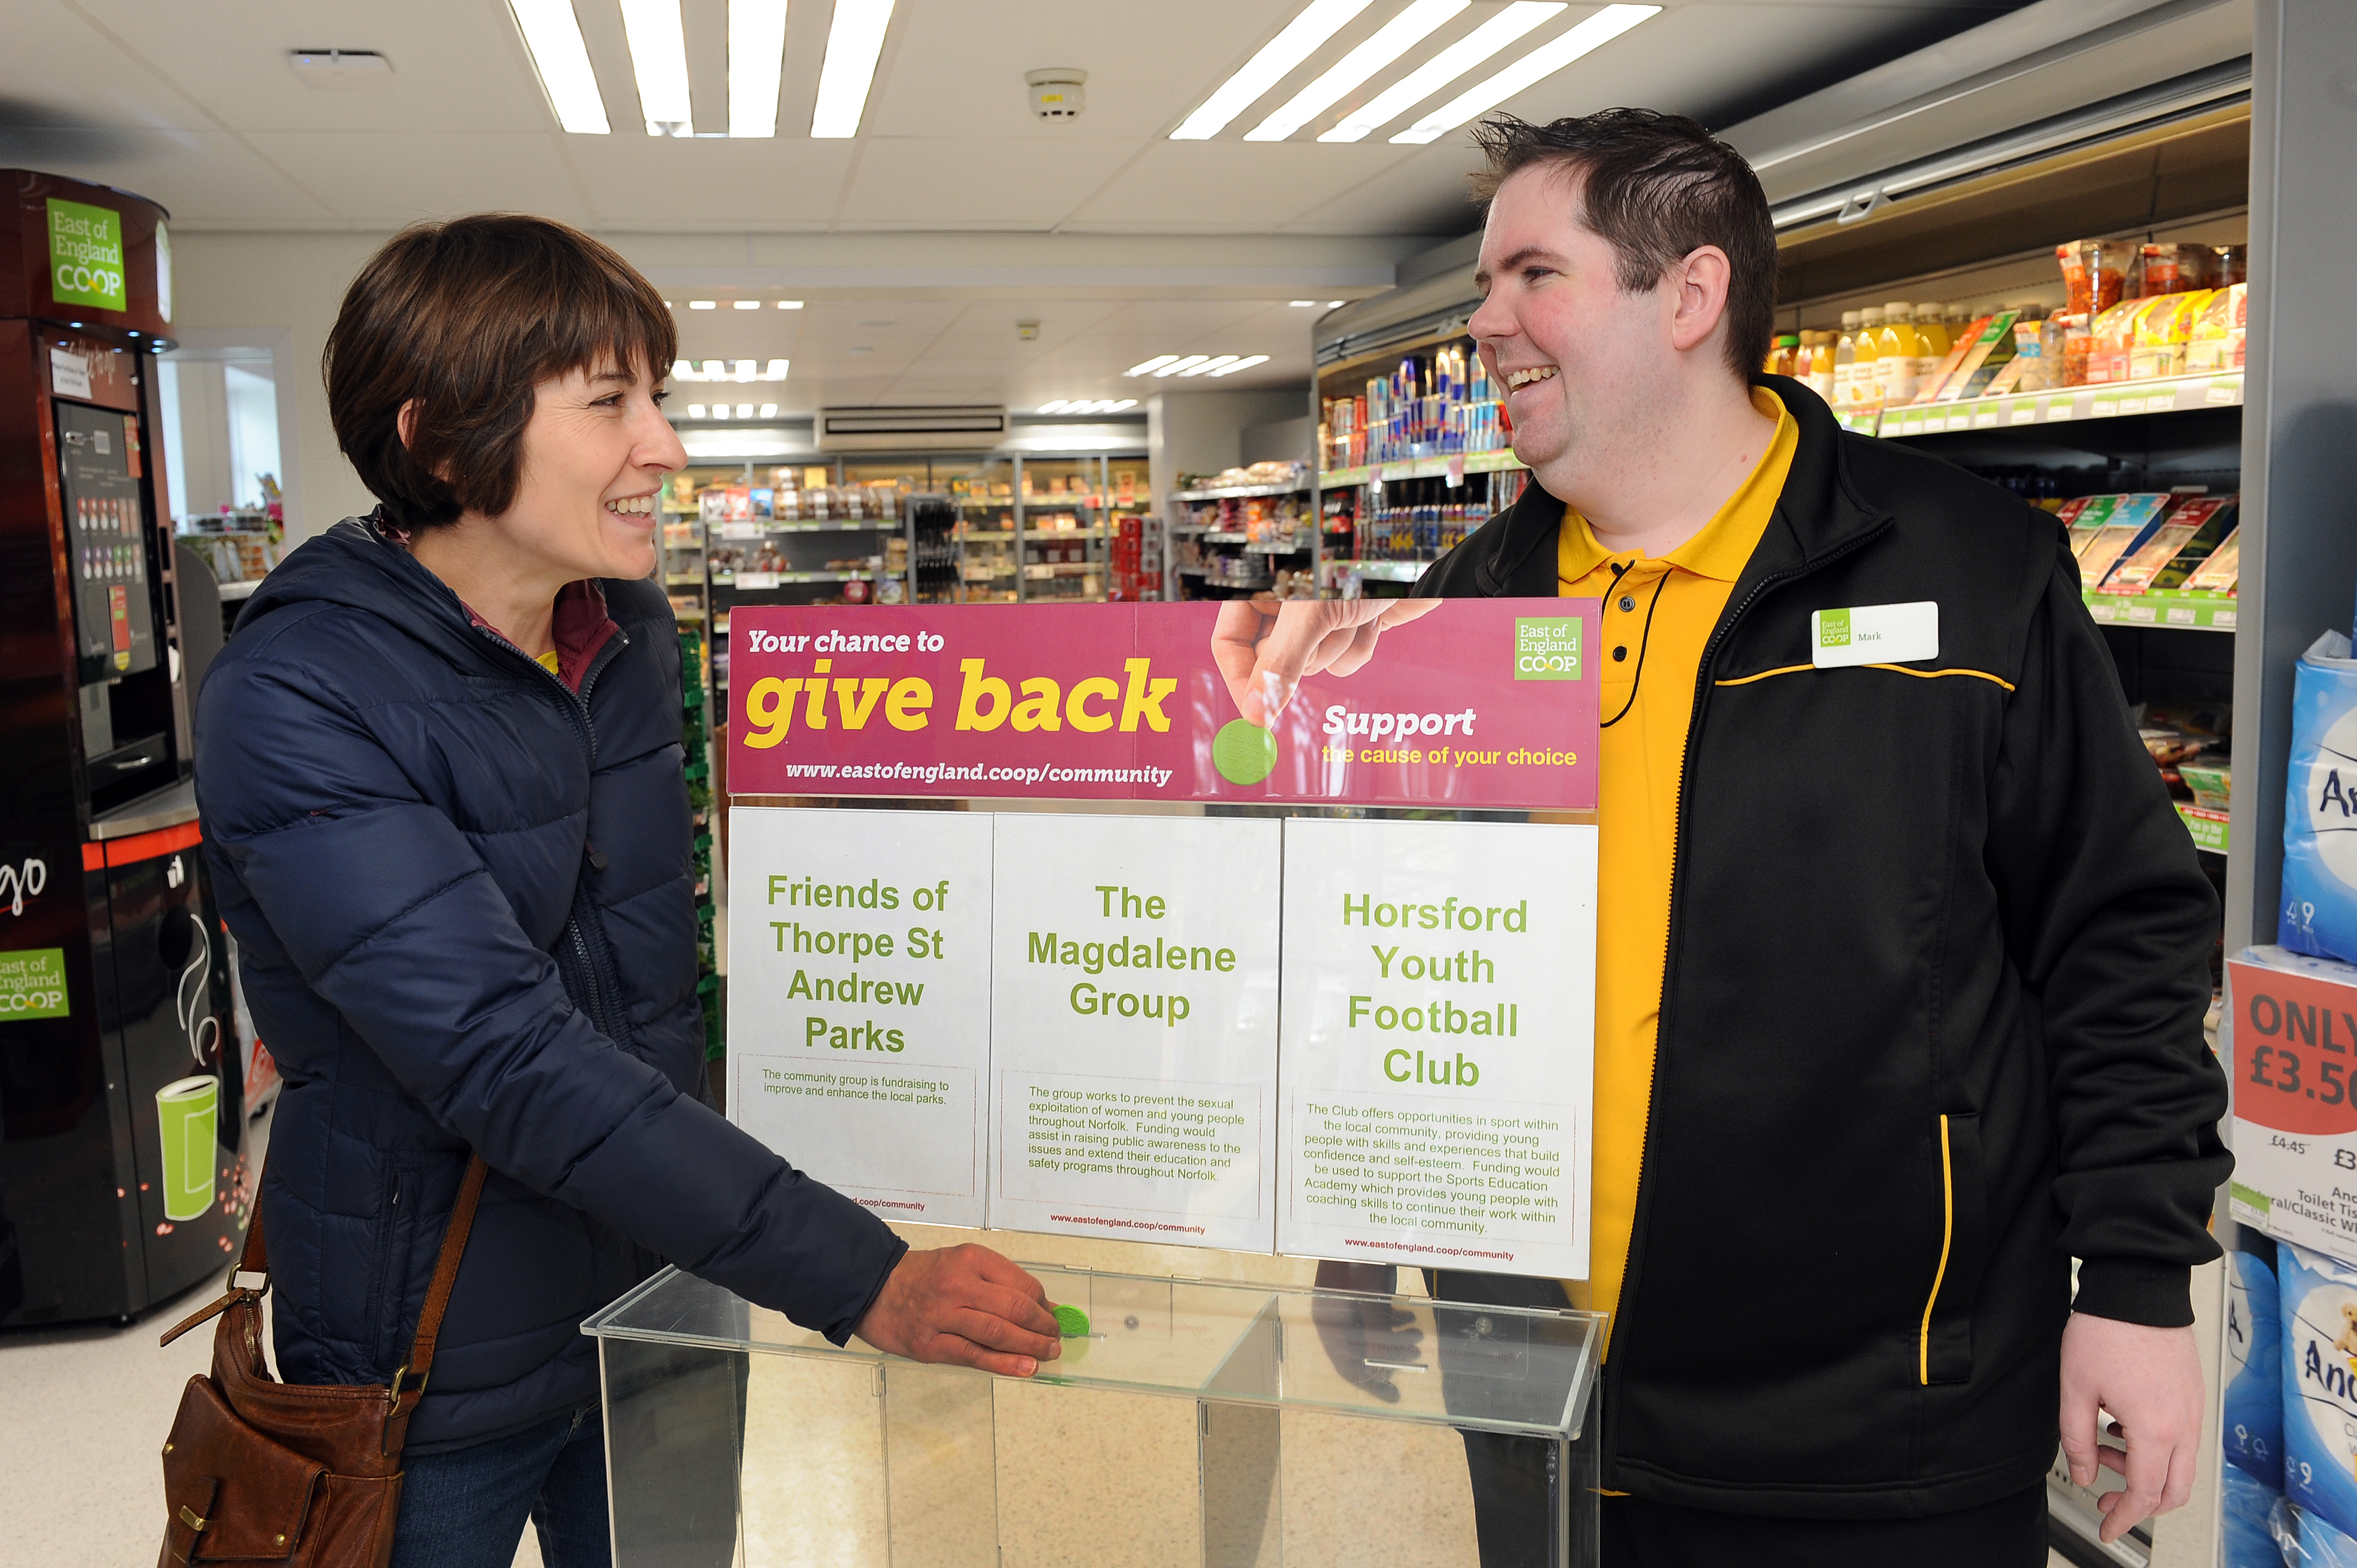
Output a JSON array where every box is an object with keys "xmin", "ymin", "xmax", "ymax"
[{"xmin": 1559, "ymin": 387, "xmax": 1797, "ymax": 1347}]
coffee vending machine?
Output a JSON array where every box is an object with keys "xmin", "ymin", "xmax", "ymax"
[{"xmin": 0, "ymin": 170, "xmax": 247, "ymax": 1325}]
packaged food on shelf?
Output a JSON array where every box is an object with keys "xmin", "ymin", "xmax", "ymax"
[
  {"xmin": 2101, "ymin": 494, "xmax": 2236, "ymax": 594},
  {"xmin": 2190, "ymin": 283, "xmax": 2251, "ymax": 374},
  {"xmin": 2132, "ymin": 288, "xmax": 2219, "ymax": 381},
  {"xmin": 2071, "ymin": 493, "xmax": 2174, "ymax": 588},
  {"xmin": 2056, "ymin": 239, "xmax": 2129, "ymax": 317},
  {"xmin": 2185, "ymin": 526, "xmax": 2243, "ymax": 592},
  {"xmin": 1932, "ymin": 309, "xmax": 2023, "ymax": 402},
  {"xmin": 2137, "ymin": 242, "xmax": 2220, "ymax": 298},
  {"xmin": 1329, "ymin": 343, "xmax": 1506, "ymax": 468},
  {"xmin": 2180, "ymin": 756, "xmax": 2232, "ymax": 811}
]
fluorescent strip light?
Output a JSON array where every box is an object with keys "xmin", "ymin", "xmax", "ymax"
[
  {"xmin": 1038, "ymin": 400, "xmax": 1071, "ymax": 413},
  {"xmin": 1109, "ymin": 399, "xmax": 1137, "ymax": 411},
  {"xmin": 689, "ymin": 300, "xmax": 716, "ymax": 310},
  {"xmin": 736, "ymin": 404, "xmax": 753, "ymax": 418},
  {"xmin": 1392, "ymin": 4, "xmax": 1659, "ymax": 143},
  {"xmin": 764, "ymin": 359, "xmax": 789, "ymax": 380},
  {"xmin": 729, "ymin": 0, "xmax": 790, "ymax": 137},
  {"xmin": 1171, "ymin": 0, "xmax": 1373, "ymax": 140},
  {"xmin": 1206, "ymin": 354, "xmax": 1272, "ymax": 377},
  {"xmin": 1154, "ymin": 355, "xmax": 1214, "ymax": 377},
  {"xmin": 619, "ymin": 0, "xmax": 694, "ymax": 135},
  {"xmin": 701, "ymin": 359, "xmax": 724, "ymax": 378},
  {"xmin": 1125, "ymin": 354, "xmax": 1182, "ymax": 376},
  {"xmin": 812, "ymin": 0, "xmax": 895, "ymax": 138},
  {"xmin": 1289, "ymin": 299, "xmax": 1317, "ymax": 306},
  {"xmin": 733, "ymin": 359, "xmax": 757, "ymax": 381},
  {"xmin": 777, "ymin": 299, "xmax": 804, "ymax": 309},
  {"xmin": 1318, "ymin": 1, "xmax": 1561, "ymax": 142},
  {"xmin": 687, "ymin": 404, "xmax": 708, "ymax": 418},
  {"xmin": 758, "ymin": 402, "xmax": 778, "ymax": 417},
  {"xmin": 1178, "ymin": 355, "xmax": 1242, "ymax": 377},
  {"xmin": 507, "ymin": 0, "xmax": 609, "ymax": 133},
  {"xmin": 1244, "ymin": 0, "xmax": 1466, "ymax": 142},
  {"xmin": 1328, "ymin": 299, "xmax": 1345, "ymax": 308},
  {"xmin": 671, "ymin": 359, "xmax": 695, "ymax": 380},
  {"xmin": 732, "ymin": 299, "xmax": 761, "ymax": 310}
]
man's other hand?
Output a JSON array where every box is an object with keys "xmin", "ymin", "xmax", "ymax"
[
  {"xmin": 1311, "ymin": 1259, "xmax": 1424, "ymax": 1402},
  {"xmin": 1210, "ymin": 598, "xmax": 1442, "ymax": 728},
  {"xmin": 2059, "ymin": 1312, "xmax": 2203, "ymax": 1543},
  {"xmin": 854, "ymin": 1243, "xmax": 1063, "ymax": 1377}
]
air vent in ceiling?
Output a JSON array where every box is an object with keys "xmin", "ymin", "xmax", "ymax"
[{"xmin": 817, "ymin": 406, "xmax": 1010, "ymax": 452}]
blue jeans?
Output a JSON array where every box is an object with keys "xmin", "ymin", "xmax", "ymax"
[{"xmin": 390, "ymin": 1404, "xmax": 611, "ymax": 1568}]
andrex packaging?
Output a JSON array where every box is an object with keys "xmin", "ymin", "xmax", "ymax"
[{"xmin": 2279, "ymin": 1241, "xmax": 2357, "ymax": 1539}]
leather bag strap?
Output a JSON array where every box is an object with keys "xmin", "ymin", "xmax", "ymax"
[{"xmin": 404, "ymin": 1155, "xmax": 490, "ymax": 1389}]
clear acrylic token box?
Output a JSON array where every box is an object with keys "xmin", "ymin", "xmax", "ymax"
[{"xmin": 585, "ymin": 1263, "xmax": 1604, "ymax": 1567}]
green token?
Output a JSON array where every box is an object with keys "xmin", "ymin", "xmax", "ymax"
[
  {"xmin": 1213, "ymin": 719, "xmax": 1278, "ymax": 785},
  {"xmin": 1052, "ymin": 1303, "xmax": 1091, "ymax": 1338}
]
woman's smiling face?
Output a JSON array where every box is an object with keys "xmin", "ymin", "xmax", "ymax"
[{"xmin": 494, "ymin": 357, "xmax": 686, "ymax": 583}]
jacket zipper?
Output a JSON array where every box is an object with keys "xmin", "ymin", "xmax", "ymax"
[
  {"xmin": 1599, "ymin": 515, "xmax": 1893, "ymax": 1448},
  {"xmin": 472, "ymin": 621, "xmax": 634, "ymax": 1041}
]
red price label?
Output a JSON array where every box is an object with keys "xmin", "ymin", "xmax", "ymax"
[{"xmin": 2230, "ymin": 958, "xmax": 2357, "ymax": 1135}]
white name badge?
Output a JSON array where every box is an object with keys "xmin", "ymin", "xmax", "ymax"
[{"xmin": 1811, "ymin": 601, "xmax": 1938, "ymax": 668}]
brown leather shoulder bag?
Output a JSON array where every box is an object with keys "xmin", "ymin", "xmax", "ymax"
[{"xmin": 155, "ymin": 1154, "xmax": 489, "ymax": 1568}]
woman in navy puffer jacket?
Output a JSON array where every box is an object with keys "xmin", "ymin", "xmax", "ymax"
[{"xmin": 196, "ymin": 216, "xmax": 1057, "ymax": 1568}]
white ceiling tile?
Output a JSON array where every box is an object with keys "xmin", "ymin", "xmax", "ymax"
[
  {"xmin": 9, "ymin": 130, "xmax": 345, "ymax": 228},
  {"xmin": 865, "ymin": 0, "xmax": 1311, "ymax": 142},
  {"xmin": 566, "ymin": 138, "xmax": 860, "ymax": 229},
  {"xmin": 71, "ymin": 0, "xmax": 555, "ymax": 133},
  {"xmin": 240, "ymin": 132, "xmax": 590, "ymax": 227},
  {"xmin": 836, "ymin": 137, "xmax": 1139, "ymax": 227},
  {"xmin": 1062, "ymin": 139, "xmax": 1412, "ymax": 231}
]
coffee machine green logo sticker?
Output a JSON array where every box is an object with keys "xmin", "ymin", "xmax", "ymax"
[
  {"xmin": 0, "ymin": 948, "xmax": 71, "ymax": 1020},
  {"xmin": 47, "ymin": 198, "xmax": 127, "ymax": 312}
]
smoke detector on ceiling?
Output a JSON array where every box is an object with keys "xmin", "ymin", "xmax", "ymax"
[
  {"xmin": 288, "ymin": 50, "xmax": 395, "ymax": 90},
  {"xmin": 1025, "ymin": 69, "xmax": 1086, "ymax": 122}
]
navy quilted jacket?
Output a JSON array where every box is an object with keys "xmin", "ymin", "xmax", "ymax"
[{"xmin": 196, "ymin": 518, "xmax": 905, "ymax": 1453}]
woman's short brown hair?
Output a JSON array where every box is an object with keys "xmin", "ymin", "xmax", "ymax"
[{"xmin": 325, "ymin": 214, "xmax": 676, "ymax": 528}]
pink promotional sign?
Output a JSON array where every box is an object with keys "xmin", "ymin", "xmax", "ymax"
[{"xmin": 726, "ymin": 598, "xmax": 1599, "ymax": 812}]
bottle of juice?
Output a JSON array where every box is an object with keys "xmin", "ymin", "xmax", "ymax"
[
  {"xmin": 1877, "ymin": 302, "xmax": 1921, "ymax": 405},
  {"xmin": 1805, "ymin": 332, "xmax": 1834, "ymax": 403},
  {"xmin": 1833, "ymin": 312, "xmax": 1860, "ymax": 406},
  {"xmin": 1851, "ymin": 307, "xmax": 1884, "ymax": 408}
]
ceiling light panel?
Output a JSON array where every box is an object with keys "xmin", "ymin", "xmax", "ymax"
[
  {"xmin": 1244, "ymin": 0, "xmax": 1466, "ymax": 142},
  {"xmin": 508, "ymin": 0, "xmax": 610, "ymax": 133},
  {"xmin": 1318, "ymin": 1, "xmax": 1562, "ymax": 143},
  {"xmin": 729, "ymin": 0, "xmax": 791, "ymax": 137},
  {"xmin": 764, "ymin": 359, "xmax": 790, "ymax": 380},
  {"xmin": 1125, "ymin": 354, "xmax": 1181, "ymax": 376},
  {"xmin": 619, "ymin": 0, "xmax": 694, "ymax": 135},
  {"xmin": 1153, "ymin": 356, "xmax": 1214, "ymax": 377},
  {"xmin": 1206, "ymin": 355, "xmax": 1271, "ymax": 377},
  {"xmin": 813, "ymin": 0, "xmax": 896, "ymax": 139},
  {"xmin": 1393, "ymin": 3, "xmax": 1659, "ymax": 143},
  {"xmin": 1171, "ymin": 0, "xmax": 1374, "ymax": 141},
  {"xmin": 1178, "ymin": 355, "xmax": 1241, "ymax": 377}
]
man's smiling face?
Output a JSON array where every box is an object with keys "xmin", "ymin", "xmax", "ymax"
[{"xmin": 1467, "ymin": 164, "xmax": 1675, "ymax": 488}]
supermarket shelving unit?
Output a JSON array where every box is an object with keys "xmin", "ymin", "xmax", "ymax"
[{"xmin": 1169, "ymin": 472, "xmax": 1312, "ymax": 600}]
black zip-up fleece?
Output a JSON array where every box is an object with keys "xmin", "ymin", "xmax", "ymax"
[{"xmin": 1413, "ymin": 376, "xmax": 2230, "ymax": 1517}]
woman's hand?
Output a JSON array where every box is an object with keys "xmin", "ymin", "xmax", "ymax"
[{"xmin": 854, "ymin": 1243, "xmax": 1064, "ymax": 1377}]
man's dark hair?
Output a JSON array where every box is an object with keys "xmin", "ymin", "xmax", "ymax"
[
  {"xmin": 1470, "ymin": 108, "xmax": 1777, "ymax": 380},
  {"xmin": 325, "ymin": 214, "xmax": 676, "ymax": 529}
]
